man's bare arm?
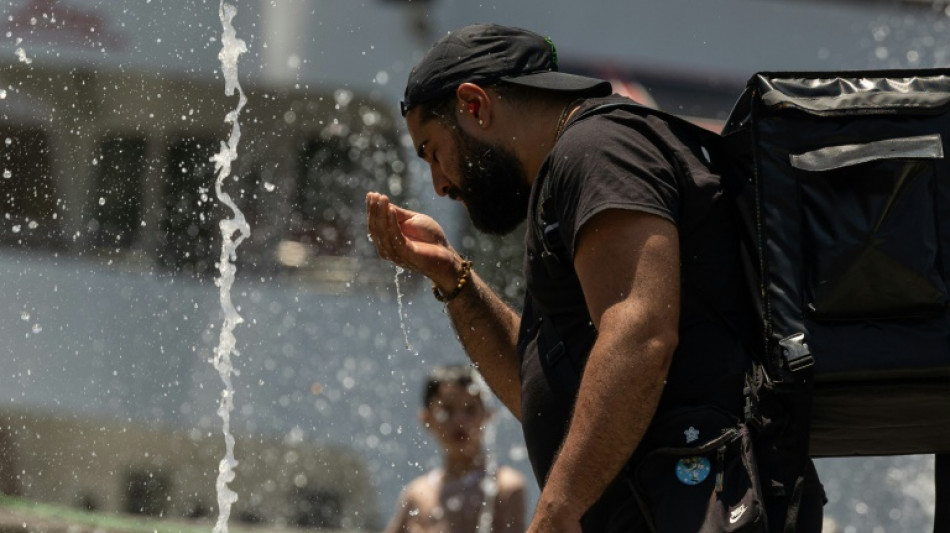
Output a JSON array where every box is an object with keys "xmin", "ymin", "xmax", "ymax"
[
  {"xmin": 444, "ymin": 273, "xmax": 523, "ymax": 418},
  {"xmin": 528, "ymin": 209, "xmax": 680, "ymax": 532}
]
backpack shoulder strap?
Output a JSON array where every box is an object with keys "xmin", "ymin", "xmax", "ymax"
[
  {"xmin": 535, "ymin": 101, "xmax": 720, "ymax": 272},
  {"xmin": 570, "ymin": 101, "xmax": 724, "ymax": 149}
]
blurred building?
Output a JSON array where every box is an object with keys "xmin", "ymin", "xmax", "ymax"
[{"xmin": 0, "ymin": 0, "xmax": 946, "ymax": 531}]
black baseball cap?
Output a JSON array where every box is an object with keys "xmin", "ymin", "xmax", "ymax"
[{"xmin": 401, "ymin": 24, "xmax": 612, "ymax": 116}]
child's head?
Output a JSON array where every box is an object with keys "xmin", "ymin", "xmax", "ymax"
[{"xmin": 420, "ymin": 364, "xmax": 491, "ymax": 460}]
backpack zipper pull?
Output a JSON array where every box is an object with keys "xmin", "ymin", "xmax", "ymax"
[{"xmin": 715, "ymin": 444, "xmax": 727, "ymax": 493}]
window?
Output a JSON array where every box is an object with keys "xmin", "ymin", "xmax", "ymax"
[
  {"xmin": 88, "ymin": 135, "xmax": 147, "ymax": 250},
  {"xmin": 288, "ymin": 136, "xmax": 359, "ymax": 257},
  {"xmin": 271, "ymin": 112, "xmax": 413, "ymax": 290},
  {"xmin": 159, "ymin": 135, "xmax": 222, "ymax": 276},
  {"xmin": 0, "ymin": 126, "xmax": 59, "ymax": 248}
]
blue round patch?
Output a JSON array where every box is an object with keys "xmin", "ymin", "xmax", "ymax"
[{"xmin": 675, "ymin": 456, "xmax": 712, "ymax": 485}]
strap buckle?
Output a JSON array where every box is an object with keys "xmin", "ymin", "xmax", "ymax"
[{"xmin": 779, "ymin": 333, "xmax": 814, "ymax": 373}]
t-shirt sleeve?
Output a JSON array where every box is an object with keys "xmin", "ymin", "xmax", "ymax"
[{"xmin": 545, "ymin": 115, "xmax": 680, "ymax": 260}]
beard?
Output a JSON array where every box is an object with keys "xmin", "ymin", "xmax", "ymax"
[{"xmin": 449, "ymin": 128, "xmax": 531, "ymax": 236}]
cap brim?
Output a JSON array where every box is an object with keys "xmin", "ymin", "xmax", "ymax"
[{"xmin": 500, "ymin": 71, "xmax": 613, "ymax": 96}]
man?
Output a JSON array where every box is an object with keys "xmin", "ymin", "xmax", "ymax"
[
  {"xmin": 384, "ymin": 364, "xmax": 525, "ymax": 532},
  {"xmin": 366, "ymin": 23, "xmax": 823, "ymax": 532}
]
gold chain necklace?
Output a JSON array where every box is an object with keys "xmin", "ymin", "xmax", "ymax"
[{"xmin": 554, "ymin": 98, "xmax": 585, "ymax": 140}]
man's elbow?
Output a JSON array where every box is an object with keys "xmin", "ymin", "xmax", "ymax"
[
  {"xmin": 645, "ymin": 328, "xmax": 678, "ymax": 371},
  {"xmin": 602, "ymin": 307, "xmax": 678, "ymax": 359}
]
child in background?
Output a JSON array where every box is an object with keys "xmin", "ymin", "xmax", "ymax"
[{"xmin": 385, "ymin": 364, "xmax": 526, "ymax": 532}]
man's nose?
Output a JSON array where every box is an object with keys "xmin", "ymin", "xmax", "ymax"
[{"xmin": 430, "ymin": 165, "xmax": 452, "ymax": 197}]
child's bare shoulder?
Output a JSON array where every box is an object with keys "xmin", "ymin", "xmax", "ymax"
[
  {"xmin": 402, "ymin": 470, "xmax": 441, "ymax": 501},
  {"xmin": 494, "ymin": 465, "xmax": 526, "ymax": 492}
]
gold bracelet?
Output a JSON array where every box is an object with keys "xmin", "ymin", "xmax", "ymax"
[{"xmin": 431, "ymin": 259, "xmax": 473, "ymax": 303}]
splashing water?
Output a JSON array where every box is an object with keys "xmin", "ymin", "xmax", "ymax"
[
  {"xmin": 210, "ymin": 3, "xmax": 250, "ymax": 533},
  {"xmin": 475, "ymin": 374, "xmax": 498, "ymax": 533},
  {"xmin": 394, "ymin": 266, "xmax": 414, "ymax": 351},
  {"xmin": 14, "ymin": 47, "xmax": 32, "ymax": 65},
  {"xmin": 475, "ymin": 419, "xmax": 499, "ymax": 533}
]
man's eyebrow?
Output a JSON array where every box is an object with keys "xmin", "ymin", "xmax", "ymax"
[{"xmin": 416, "ymin": 140, "xmax": 428, "ymax": 160}]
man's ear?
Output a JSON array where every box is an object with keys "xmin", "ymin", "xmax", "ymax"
[{"xmin": 456, "ymin": 83, "xmax": 491, "ymax": 129}]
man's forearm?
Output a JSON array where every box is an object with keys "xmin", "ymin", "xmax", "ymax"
[
  {"xmin": 534, "ymin": 322, "xmax": 674, "ymax": 524},
  {"xmin": 444, "ymin": 272, "xmax": 523, "ymax": 419}
]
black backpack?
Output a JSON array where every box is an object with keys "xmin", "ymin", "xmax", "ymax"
[
  {"xmin": 540, "ymin": 78, "xmax": 950, "ymax": 455},
  {"xmin": 720, "ymin": 69, "xmax": 950, "ymax": 458}
]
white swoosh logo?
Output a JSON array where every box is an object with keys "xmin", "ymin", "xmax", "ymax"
[{"xmin": 729, "ymin": 504, "xmax": 747, "ymax": 524}]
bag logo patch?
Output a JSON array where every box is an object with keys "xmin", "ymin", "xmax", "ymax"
[
  {"xmin": 729, "ymin": 504, "xmax": 748, "ymax": 524},
  {"xmin": 684, "ymin": 426, "xmax": 700, "ymax": 443},
  {"xmin": 674, "ymin": 456, "xmax": 711, "ymax": 485}
]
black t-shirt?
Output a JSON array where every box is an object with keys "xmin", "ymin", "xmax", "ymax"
[{"xmin": 517, "ymin": 95, "xmax": 754, "ymax": 528}]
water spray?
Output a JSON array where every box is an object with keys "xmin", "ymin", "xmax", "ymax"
[{"xmin": 210, "ymin": 2, "xmax": 250, "ymax": 532}]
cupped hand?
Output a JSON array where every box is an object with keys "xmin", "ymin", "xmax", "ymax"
[{"xmin": 366, "ymin": 192, "xmax": 462, "ymax": 289}]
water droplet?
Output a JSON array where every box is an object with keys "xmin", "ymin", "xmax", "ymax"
[
  {"xmin": 2, "ymin": 170, "xmax": 10, "ymax": 179},
  {"xmin": 395, "ymin": 266, "xmax": 415, "ymax": 352},
  {"xmin": 334, "ymin": 89, "xmax": 353, "ymax": 107},
  {"xmin": 286, "ymin": 54, "xmax": 301, "ymax": 70},
  {"xmin": 15, "ymin": 48, "xmax": 32, "ymax": 64},
  {"xmin": 98, "ymin": 197, "xmax": 106, "ymax": 206},
  {"xmin": 446, "ymin": 496, "xmax": 463, "ymax": 512}
]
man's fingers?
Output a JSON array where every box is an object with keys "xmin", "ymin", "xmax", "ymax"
[
  {"xmin": 366, "ymin": 192, "xmax": 411, "ymax": 267},
  {"xmin": 390, "ymin": 203, "xmax": 416, "ymax": 223},
  {"xmin": 365, "ymin": 193, "xmax": 376, "ymax": 244},
  {"xmin": 388, "ymin": 203, "xmax": 410, "ymax": 255},
  {"xmin": 366, "ymin": 192, "xmax": 395, "ymax": 260}
]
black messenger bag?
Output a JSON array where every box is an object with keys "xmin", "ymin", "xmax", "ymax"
[{"xmin": 721, "ymin": 69, "xmax": 950, "ymax": 457}]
